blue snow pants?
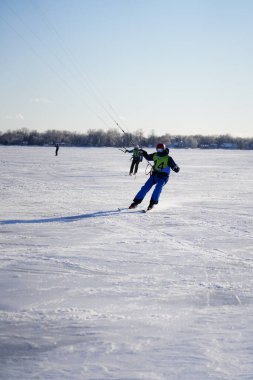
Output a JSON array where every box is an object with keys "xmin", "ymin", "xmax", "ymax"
[{"xmin": 134, "ymin": 173, "xmax": 169, "ymax": 204}]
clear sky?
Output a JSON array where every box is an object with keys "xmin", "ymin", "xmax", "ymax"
[{"xmin": 1, "ymin": 0, "xmax": 253, "ymax": 137}]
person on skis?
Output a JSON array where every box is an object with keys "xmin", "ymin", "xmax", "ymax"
[
  {"xmin": 129, "ymin": 143, "xmax": 180, "ymax": 211},
  {"xmin": 125, "ymin": 145, "xmax": 143, "ymax": 175}
]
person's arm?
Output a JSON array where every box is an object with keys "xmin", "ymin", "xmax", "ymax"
[
  {"xmin": 141, "ymin": 150, "xmax": 154, "ymax": 161},
  {"xmin": 168, "ymin": 156, "xmax": 180, "ymax": 172},
  {"xmin": 125, "ymin": 149, "xmax": 134, "ymax": 153}
]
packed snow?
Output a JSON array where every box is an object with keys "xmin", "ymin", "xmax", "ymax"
[{"xmin": 0, "ymin": 146, "xmax": 253, "ymax": 380}]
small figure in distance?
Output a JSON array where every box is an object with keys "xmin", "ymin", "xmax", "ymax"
[
  {"xmin": 129, "ymin": 143, "xmax": 180, "ymax": 211},
  {"xmin": 55, "ymin": 143, "xmax": 59, "ymax": 156},
  {"xmin": 125, "ymin": 144, "xmax": 143, "ymax": 175}
]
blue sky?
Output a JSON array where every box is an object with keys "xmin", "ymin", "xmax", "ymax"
[{"xmin": 1, "ymin": 0, "xmax": 253, "ymax": 137}]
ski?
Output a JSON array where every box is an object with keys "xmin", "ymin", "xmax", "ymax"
[
  {"xmin": 117, "ymin": 207, "xmax": 140, "ymax": 212},
  {"xmin": 142, "ymin": 207, "xmax": 154, "ymax": 213},
  {"xmin": 117, "ymin": 207, "xmax": 146, "ymax": 214}
]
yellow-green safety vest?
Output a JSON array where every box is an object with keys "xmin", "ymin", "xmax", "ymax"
[
  {"xmin": 133, "ymin": 148, "xmax": 141, "ymax": 158},
  {"xmin": 153, "ymin": 153, "xmax": 170, "ymax": 173}
]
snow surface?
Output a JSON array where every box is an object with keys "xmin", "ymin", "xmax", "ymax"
[{"xmin": 0, "ymin": 146, "xmax": 253, "ymax": 380}]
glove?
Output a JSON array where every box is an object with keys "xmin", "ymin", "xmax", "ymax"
[
  {"xmin": 174, "ymin": 166, "xmax": 180, "ymax": 173},
  {"xmin": 140, "ymin": 149, "xmax": 147, "ymax": 154}
]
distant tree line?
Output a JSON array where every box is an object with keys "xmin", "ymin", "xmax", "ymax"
[{"xmin": 0, "ymin": 128, "xmax": 252, "ymax": 149}]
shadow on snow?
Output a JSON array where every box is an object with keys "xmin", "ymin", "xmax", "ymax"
[{"xmin": 0, "ymin": 209, "xmax": 139, "ymax": 225}]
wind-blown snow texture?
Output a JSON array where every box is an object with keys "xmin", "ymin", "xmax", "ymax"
[{"xmin": 0, "ymin": 146, "xmax": 253, "ymax": 380}]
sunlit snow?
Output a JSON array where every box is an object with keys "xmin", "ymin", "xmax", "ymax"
[{"xmin": 0, "ymin": 146, "xmax": 253, "ymax": 380}]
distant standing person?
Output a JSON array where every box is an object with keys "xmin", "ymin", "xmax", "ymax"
[
  {"xmin": 125, "ymin": 145, "xmax": 143, "ymax": 175},
  {"xmin": 129, "ymin": 143, "xmax": 180, "ymax": 211},
  {"xmin": 55, "ymin": 143, "xmax": 59, "ymax": 156}
]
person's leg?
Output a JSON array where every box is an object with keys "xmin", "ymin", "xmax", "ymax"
[
  {"xmin": 129, "ymin": 176, "xmax": 155, "ymax": 208},
  {"xmin": 134, "ymin": 161, "xmax": 139, "ymax": 174},
  {"xmin": 149, "ymin": 177, "xmax": 168, "ymax": 205},
  {"xmin": 133, "ymin": 176, "xmax": 155, "ymax": 203},
  {"xmin": 129, "ymin": 161, "xmax": 135, "ymax": 175}
]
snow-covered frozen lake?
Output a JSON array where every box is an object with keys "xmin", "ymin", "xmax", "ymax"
[{"xmin": 0, "ymin": 146, "xmax": 253, "ymax": 380}]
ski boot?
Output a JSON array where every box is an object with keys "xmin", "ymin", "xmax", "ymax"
[
  {"xmin": 147, "ymin": 200, "xmax": 156, "ymax": 211},
  {"xmin": 129, "ymin": 202, "xmax": 138, "ymax": 209},
  {"xmin": 147, "ymin": 203, "xmax": 154, "ymax": 211}
]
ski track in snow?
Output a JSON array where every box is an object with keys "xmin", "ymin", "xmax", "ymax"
[{"xmin": 0, "ymin": 146, "xmax": 253, "ymax": 380}]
